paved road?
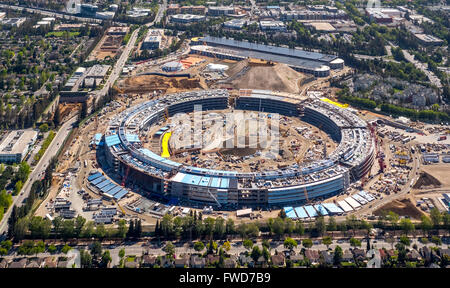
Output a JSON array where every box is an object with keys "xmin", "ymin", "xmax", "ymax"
[
  {"xmin": 402, "ymin": 49, "xmax": 442, "ymax": 88},
  {"xmin": 0, "ymin": 4, "xmax": 104, "ymax": 24},
  {"xmin": 146, "ymin": 0, "xmax": 167, "ymax": 27},
  {"xmin": 0, "ymin": 116, "xmax": 78, "ymax": 236}
]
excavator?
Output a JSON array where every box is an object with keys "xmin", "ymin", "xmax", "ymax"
[{"xmin": 115, "ymin": 199, "xmax": 126, "ymax": 216}]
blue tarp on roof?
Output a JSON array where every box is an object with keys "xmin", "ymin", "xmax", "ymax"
[
  {"xmin": 108, "ymin": 186, "xmax": 123, "ymax": 196},
  {"xmin": 182, "ymin": 174, "xmax": 202, "ymax": 185},
  {"xmin": 94, "ymin": 134, "xmax": 102, "ymax": 145},
  {"xmin": 91, "ymin": 176, "xmax": 106, "ymax": 185},
  {"xmin": 105, "ymin": 134, "xmax": 120, "ymax": 147},
  {"xmin": 114, "ymin": 189, "xmax": 128, "ymax": 200},
  {"xmin": 126, "ymin": 134, "xmax": 140, "ymax": 143},
  {"xmin": 219, "ymin": 178, "xmax": 229, "ymax": 189},
  {"xmin": 314, "ymin": 204, "xmax": 328, "ymax": 216},
  {"xmin": 304, "ymin": 205, "xmax": 318, "ymax": 217},
  {"xmin": 209, "ymin": 177, "xmax": 221, "ymax": 188},
  {"xmin": 101, "ymin": 183, "xmax": 117, "ymax": 193},
  {"xmin": 284, "ymin": 207, "xmax": 297, "ymax": 219},
  {"xmin": 96, "ymin": 180, "xmax": 111, "ymax": 189},
  {"xmin": 199, "ymin": 176, "xmax": 211, "ymax": 187},
  {"xmin": 321, "ymin": 203, "xmax": 343, "ymax": 214},
  {"xmin": 88, "ymin": 172, "xmax": 102, "ymax": 182},
  {"xmin": 294, "ymin": 206, "xmax": 308, "ymax": 218}
]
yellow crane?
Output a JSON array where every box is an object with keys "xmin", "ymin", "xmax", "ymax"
[{"xmin": 115, "ymin": 200, "xmax": 126, "ymax": 216}]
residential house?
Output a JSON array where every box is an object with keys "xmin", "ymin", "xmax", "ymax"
[
  {"xmin": 190, "ymin": 255, "xmax": 205, "ymax": 268},
  {"xmin": 352, "ymin": 248, "xmax": 366, "ymax": 262},
  {"xmin": 26, "ymin": 260, "xmax": 41, "ymax": 268},
  {"xmin": 239, "ymin": 254, "xmax": 254, "ymax": 268},
  {"xmin": 206, "ymin": 254, "xmax": 220, "ymax": 266},
  {"xmin": 124, "ymin": 261, "xmax": 140, "ymax": 268},
  {"xmin": 255, "ymin": 256, "xmax": 268, "ymax": 268},
  {"xmin": 320, "ymin": 251, "xmax": 334, "ymax": 265},
  {"xmin": 142, "ymin": 255, "xmax": 157, "ymax": 268},
  {"xmin": 342, "ymin": 250, "xmax": 354, "ymax": 262},
  {"xmin": 174, "ymin": 257, "xmax": 189, "ymax": 268},
  {"xmin": 160, "ymin": 256, "xmax": 174, "ymax": 268},
  {"xmin": 290, "ymin": 254, "xmax": 304, "ymax": 264},
  {"xmin": 304, "ymin": 250, "xmax": 320, "ymax": 264},
  {"xmin": 43, "ymin": 257, "xmax": 57, "ymax": 268},
  {"xmin": 271, "ymin": 254, "xmax": 285, "ymax": 267},
  {"xmin": 57, "ymin": 260, "xmax": 69, "ymax": 268},
  {"xmin": 406, "ymin": 250, "xmax": 422, "ymax": 262},
  {"xmin": 223, "ymin": 258, "xmax": 237, "ymax": 268},
  {"xmin": 0, "ymin": 258, "xmax": 8, "ymax": 268},
  {"xmin": 8, "ymin": 258, "xmax": 27, "ymax": 268},
  {"xmin": 439, "ymin": 248, "xmax": 450, "ymax": 258}
]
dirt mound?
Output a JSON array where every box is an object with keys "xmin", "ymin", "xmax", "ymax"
[
  {"xmin": 413, "ymin": 172, "xmax": 442, "ymax": 189},
  {"xmin": 221, "ymin": 63, "xmax": 304, "ymax": 93},
  {"xmin": 118, "ymin": 75, "xmax": 201, "ymax": 94},
  {"xmin": 373, "ymin": 198, "xmax": 423, "ymax": 219}
]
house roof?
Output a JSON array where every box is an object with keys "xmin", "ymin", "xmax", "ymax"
[
  {"xmin": 8, "ymin": 258, "xmax": 27, "ymax": 268},
  {"xmin": 224, "ymin": 258, "xmax": 236, "ymax": 268},
  {"xmin": 271, "ymin": 254, "xmax": 285, "ymax": 266},
  {"xmin": 305, "ymin": 250, "xmax": 320, "ymax": 261}
]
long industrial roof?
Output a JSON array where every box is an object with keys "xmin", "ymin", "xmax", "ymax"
[{"xmin": 200, "ymin": 36, "xmax": 338, "ymax": 63}]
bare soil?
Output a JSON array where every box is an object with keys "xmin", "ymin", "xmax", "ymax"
[
  {"xmin": 373, "ymin": 198, "xmax": 424, "ymax": 219},
  {"xmin": 413, "ymin": 171, "xmax": 442, "ymax": 189}
]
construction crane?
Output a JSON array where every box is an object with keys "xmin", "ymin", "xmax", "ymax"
[
  {"xmin": 164, "ymin": 107, "xmax": 169, "ymax": 121},
  {"xmin": 207, "ymin": 190, "xmax": 221, "ymax": 208},
  {"xmin": 114, "ymin": 199, "xmax": 126, "ymax": 216}
]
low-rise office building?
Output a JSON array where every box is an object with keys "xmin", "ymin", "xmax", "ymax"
[
  {"xmin": 0, "ymin": 130, "xmax": 38, "ymax": 163},
  {"xmin": 170, "ymin": 14, "xmax": 206, "ymax": 24}
]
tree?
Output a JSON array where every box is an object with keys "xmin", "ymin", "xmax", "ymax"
[
  {"xmin": 322, "ymin": 236, "xmax": 333, "ymax": 249},
  {"xmin": 399, "ymin": 235, "xmax": 410, "ymax": 246},
  {"xmin": 243, "ymin": 239, "xmax": 253, "ymax": 251},
  {"xmin": 222, "ymin": 241, "xmax": 231, "ymax": 252},
  {"xmin": 251, "ymin": 245, "xmax": 261, "ymax": 262},
  {"xmin": 334, "ymin": 245, "xmax": 343, "ymax": 266},
  {"xmin": 262, "ymin": 239, "xmax": 270, "ymax": 250},
  {"xmin": 225, "ymin": 218, "xmax": 235, "ymax": 235},
  {"xmin": 90, "ymin": 241, "xmax": 102, "ymax": 258},
  {"xmin": 81, "ymin": 101, "xmax": 88, "ymax": 119},
  {"xmin": 302, "ymin": 238, "xmax": 313, "ymax": 249},
  {"xmin": 74, "ymin": 216, "xmax": 86, "ymax": 237},
  {"xmin": 430, "ymin": 208, "xmax": 442, "ymax": 228},
  {"xmin": 194, "ymin": 241, "xmax": 204, "ymax": 253},
  {"xmin": 214, "ymin": 217, "xmax": 225, "ymax": 239},
  {"xmin": 203, "ymin": 217, "xmax": 215, "ymax": 238},
  {"xmin": 127, "ymin": 219, "xmax": 135, "ymax": 238},
  {"xmin": 61, "ymin": 244, "xmax": 72, "ymax": 254},
  {"xmin": 47, "ymin": 244, "xmax": 57, "ymax": 254},
  {"xmin": 327, "ymin": 216, "xmax": 337, "ymax": 231},
  {"xmin": 431, "ymin": 236, "xmax": 442, "ymax": 246},
  {"xmin": 262, "ymin": 246, "xmax": 270, "ymax": 261},
  {"xmin": 53, "ymin": 105, "xmax": 61, "ymax": 127},
  {"xmin": 80, "ymin": 249, "xmax": 93, "ymax": 268},
  {"xmin": 314, "ymin": 216, "xmax": 326, "ymax": 236},
  {"xmin": 95, "ymin": 223, "xmax": 106, "ymax": 239},
  {"xmin": 295, "ymin": 221, "xmax": 305, "ymax": 235},
  {"xmin": 387, "ymin": 211, "xmax": 399, "ymax": 229},
  {"xmin": 119, "ymin": 248, "xmax": 125, "ymax": 259},
  {"xmin": 278, "ymin": 209, "xmax": 286, "ymax": 219},
  {"xmin": 283, "ymin": 237, "xmax": 298, "ymax": 251},
  {"xmin": 420, "ymin": 215, "xmax": 433, "ymax": 236},
  {"xmin": 116, "ymin": 219, "xmax": 127, "ymax": 239},
  {"xmin": 163, "ymin": 241, "xmax": 175, "ymax": 259},
  {"xmin": 272, "ymin": 217, "xmax": 285, "ymax": 238},
  {"xmin": 400, "ymin": 218, "xmax": 415, "ymax": 236},
  {"xmin": 349, "ymin": 238, "xmax": 361, "ymax": 248},
  {"xmin": 52, "ymin": 216, "xmax": 63, "ymax": 238},
  {"xmin": 101, "ymin": 250, "xmax": 112, "ymax": 267},
  {"xmin": 62, "ymin": 220, "xmax": 74, "ymax": 241}
]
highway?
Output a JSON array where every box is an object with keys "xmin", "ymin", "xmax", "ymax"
[
  {"xmin": 0, "ymin": 116, "xmax": 78, "ymax": 236},
  {"xmin": 0, "ymin": 3, "xmax": 104, "ymax": 24}
]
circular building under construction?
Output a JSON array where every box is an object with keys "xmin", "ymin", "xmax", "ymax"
[
  {"xmin": 162, "ymin": 61, "xmax": 183, "ymax": 72},
  {"xmin": 101, "ymin": 89, "xmax": 375, "ymax": 209}
]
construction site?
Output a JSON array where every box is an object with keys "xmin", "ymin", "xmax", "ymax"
[{"xmin": 33, "ymin": 36, "xmax": 450, "ymax": 229}]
